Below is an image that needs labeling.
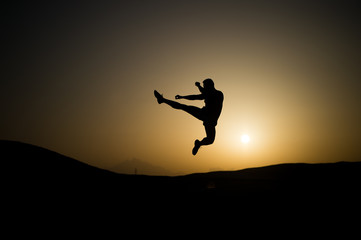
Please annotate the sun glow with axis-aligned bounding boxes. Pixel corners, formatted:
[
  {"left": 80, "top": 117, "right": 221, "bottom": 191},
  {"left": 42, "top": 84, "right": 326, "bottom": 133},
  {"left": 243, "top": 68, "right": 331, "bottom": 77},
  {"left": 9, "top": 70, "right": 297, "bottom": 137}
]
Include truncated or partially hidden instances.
[{"left": 241, "top": 134, "right": 251, "bottom": 144}]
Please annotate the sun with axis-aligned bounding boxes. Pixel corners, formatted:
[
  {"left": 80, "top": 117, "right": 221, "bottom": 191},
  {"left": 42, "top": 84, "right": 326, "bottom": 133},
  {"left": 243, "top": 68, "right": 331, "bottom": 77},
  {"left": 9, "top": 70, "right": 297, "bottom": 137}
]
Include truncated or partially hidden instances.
[{"left": 241, "top": 134, "right": 250, "bottom": 144}]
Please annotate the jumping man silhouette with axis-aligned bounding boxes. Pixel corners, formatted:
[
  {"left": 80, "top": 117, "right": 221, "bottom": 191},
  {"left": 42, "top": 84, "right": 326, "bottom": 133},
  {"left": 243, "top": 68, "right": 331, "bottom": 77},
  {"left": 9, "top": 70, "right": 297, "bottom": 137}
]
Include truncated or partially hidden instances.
[{"left": 154, "top": 78, "right": 224, "bottom": 155}]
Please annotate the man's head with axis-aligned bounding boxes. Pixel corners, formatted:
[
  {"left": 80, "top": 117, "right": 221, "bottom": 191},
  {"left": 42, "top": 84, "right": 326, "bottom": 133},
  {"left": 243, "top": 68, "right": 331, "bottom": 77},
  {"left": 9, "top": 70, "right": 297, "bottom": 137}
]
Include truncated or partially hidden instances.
[{"left": 203, "top": 78, "right": 215, "bottom": 90}]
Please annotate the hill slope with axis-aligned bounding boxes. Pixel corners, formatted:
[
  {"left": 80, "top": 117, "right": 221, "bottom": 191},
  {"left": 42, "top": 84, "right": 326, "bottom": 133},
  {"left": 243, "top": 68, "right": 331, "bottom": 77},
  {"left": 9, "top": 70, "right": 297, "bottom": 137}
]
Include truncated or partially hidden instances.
[
  {"left": 2, "top": 140, "right": 360, "bottom": 199},
  {"left": 1, "top": 140, "right": 122, "bottom": 195},
  {"left": 2, "top": 140, "right": 116, "bottom": 177},
  {"left": 181, "top": 162, "right": 361, "bottom": 197}
]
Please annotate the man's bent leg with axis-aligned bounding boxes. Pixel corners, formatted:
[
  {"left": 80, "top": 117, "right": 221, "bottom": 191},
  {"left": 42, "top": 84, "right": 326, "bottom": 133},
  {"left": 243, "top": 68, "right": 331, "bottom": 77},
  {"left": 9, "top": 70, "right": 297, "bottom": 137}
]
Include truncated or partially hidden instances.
[
  {"left": 200, "top": 124, "right": 216, "bottom": 146},
  {"left": 192, "top": 124, "right": 216, "bottom": 155}
]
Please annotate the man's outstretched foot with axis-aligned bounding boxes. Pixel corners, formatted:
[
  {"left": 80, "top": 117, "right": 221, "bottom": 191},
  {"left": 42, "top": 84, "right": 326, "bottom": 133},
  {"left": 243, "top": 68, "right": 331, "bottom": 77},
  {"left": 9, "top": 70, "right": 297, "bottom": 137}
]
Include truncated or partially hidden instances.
[
  {"left": 154, "top": 90, "right": 164, "bottom": 104},
  {"left": 192, "top": 139, "right": 201, "bottom": 155}
]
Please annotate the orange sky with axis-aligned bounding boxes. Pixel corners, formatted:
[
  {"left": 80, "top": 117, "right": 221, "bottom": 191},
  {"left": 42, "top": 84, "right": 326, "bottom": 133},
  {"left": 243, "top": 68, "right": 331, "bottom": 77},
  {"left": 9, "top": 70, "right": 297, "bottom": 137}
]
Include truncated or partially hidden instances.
[{"left": 2, "top": 1, "right": 361, "bottom": 175}]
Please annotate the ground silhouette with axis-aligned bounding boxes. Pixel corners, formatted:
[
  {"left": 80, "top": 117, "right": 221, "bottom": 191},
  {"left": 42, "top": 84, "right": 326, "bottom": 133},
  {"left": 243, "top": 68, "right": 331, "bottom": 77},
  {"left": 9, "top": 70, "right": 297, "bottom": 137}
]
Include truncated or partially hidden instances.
[{"left": 2, "top": 140, "right": 361, "bottom": 200}]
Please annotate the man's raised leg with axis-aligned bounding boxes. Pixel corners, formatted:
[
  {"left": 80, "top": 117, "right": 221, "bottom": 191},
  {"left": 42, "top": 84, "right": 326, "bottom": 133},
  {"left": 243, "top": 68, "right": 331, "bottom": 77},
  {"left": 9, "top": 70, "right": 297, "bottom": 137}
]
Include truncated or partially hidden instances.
[{"left": 154, "top": 90, "right": 203, "bottom": 120}]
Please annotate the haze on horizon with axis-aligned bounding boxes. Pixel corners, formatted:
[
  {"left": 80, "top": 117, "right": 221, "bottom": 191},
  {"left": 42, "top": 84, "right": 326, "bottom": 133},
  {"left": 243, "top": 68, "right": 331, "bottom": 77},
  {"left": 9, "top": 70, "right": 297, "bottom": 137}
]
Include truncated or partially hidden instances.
[{"left": 2, "top": 1, "right": 361, "bottom": 175}]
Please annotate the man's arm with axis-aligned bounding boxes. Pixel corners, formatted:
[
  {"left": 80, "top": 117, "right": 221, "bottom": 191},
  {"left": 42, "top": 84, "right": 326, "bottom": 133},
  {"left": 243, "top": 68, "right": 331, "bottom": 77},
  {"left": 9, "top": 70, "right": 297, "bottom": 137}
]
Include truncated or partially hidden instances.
[
  {"left": 195, "top": 82, "right": 204, "bottom": 93},
  {"left": 175, "top": 94, "right": 204, "bottom": 100}
]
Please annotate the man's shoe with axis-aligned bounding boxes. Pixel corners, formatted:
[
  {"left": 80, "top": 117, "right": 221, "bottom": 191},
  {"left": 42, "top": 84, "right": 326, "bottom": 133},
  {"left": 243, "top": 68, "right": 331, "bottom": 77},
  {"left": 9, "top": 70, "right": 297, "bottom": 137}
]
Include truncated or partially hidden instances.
[
  {"left": 154, "top": 90, "right": 164, "bottom": 104},
  {"left": 192, "top": 139, "right": 201, "bottom": 155}
]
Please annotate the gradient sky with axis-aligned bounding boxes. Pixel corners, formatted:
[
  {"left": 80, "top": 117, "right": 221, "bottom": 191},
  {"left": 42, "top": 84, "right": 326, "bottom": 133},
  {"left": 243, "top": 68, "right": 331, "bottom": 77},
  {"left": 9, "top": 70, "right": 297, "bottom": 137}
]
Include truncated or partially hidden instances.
[{"left": 3, "top": 1, "right": 361, "bottom": 175}]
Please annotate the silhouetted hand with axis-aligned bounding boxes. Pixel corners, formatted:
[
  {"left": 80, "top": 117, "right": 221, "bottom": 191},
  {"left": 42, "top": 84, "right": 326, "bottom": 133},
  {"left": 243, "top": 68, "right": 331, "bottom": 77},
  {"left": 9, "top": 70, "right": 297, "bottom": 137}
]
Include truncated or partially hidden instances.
[
  {"left": 175, "top": 95, "right": 182, "bottom": 99},
  {"left": 195, "top": 82, "right": 201, "bottom": 87}
]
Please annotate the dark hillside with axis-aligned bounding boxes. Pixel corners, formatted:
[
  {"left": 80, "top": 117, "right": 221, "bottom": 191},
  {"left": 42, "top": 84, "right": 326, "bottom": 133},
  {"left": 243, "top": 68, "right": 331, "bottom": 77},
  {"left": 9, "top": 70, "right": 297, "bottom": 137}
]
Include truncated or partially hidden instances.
[{"left": 2, "top": 140, "right": 360, "bottom": 200}]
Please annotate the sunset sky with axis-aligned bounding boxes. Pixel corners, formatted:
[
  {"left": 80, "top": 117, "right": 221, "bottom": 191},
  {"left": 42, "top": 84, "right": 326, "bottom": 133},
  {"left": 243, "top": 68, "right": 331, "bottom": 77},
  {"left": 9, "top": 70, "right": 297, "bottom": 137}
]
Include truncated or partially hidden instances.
[{"left": 3, "top": 1, "right": 361, "bottom": 175}]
